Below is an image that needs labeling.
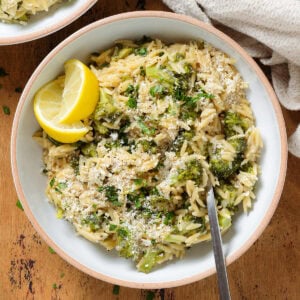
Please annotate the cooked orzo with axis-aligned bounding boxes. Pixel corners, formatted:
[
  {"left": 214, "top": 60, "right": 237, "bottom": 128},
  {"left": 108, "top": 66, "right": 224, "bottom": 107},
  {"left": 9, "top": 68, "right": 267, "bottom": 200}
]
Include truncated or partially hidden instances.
[
  {"left": 0, "top": 0, "right": 70, "bottom": 24},
  {"left": 34, "top": 37, "right": 263, "bottom": 273}
]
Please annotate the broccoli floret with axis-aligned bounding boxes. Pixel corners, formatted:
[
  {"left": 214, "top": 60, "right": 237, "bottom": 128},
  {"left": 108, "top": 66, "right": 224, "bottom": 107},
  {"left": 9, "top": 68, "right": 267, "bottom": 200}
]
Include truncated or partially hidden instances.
[
  {"left": 223, "top": 111, "right": 248, "bottom": 137},
  {"left": 240, "top": 161, "right": 254, "bottom": 173},
  {"left": 93, "top": 120, "right": 110, "bottom": 135},
  {"left": 112, "top": 47, "right": 133, "bottom": 60},
  {"left": 210, "top": 155, "right": 242, "bottom": 179},
  {"left": 175, "top": 159, "right": 203, "bottom": 184},
  {"left": 146, "top": 65, "right": 175, "bottom": 85},
  {"left": 80, "top": 143, "right": 97, "bottom": 157},
  {"left": 171, "top": 130, "right": 194, "bottom": 154},
  {"left": 139, "top": 139, "right": 157, "bottom": 154},
  {"left": 94, "top": 88, "right": 118, "bottom": 120},
  {"left": 136, "top": 248, "right": 162, "bottom": 273},
  {"left": 209, "top": 145, "right": 243, "bottom": 179},
  {"left": 228, "top": 137, "right": 247, "bottom": 154},
  {"left": 116, "top": 226, "right": 135, "bottom": 258}
]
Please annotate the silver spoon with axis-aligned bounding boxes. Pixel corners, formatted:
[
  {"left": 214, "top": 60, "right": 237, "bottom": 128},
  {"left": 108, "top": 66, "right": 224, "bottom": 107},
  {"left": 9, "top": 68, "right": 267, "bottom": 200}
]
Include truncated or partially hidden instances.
[{"left": 207, "top": 185, "right": 231, "bottom": 300}]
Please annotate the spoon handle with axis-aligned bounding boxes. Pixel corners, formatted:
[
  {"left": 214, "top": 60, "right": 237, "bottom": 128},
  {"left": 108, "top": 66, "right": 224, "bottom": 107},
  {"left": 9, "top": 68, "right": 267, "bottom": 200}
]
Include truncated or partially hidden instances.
[{"left": 207, "top": 186, "right": 231, "bottom": 300}]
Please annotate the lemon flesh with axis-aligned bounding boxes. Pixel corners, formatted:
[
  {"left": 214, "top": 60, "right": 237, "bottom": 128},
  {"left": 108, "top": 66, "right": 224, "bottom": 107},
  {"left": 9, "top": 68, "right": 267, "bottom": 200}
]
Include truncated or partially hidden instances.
[
  {"left": 33, "top": 77, "right": 89, "bottom": 143},
  {"left": 58, "top": 59, "right": 99, "bottom": 124}
]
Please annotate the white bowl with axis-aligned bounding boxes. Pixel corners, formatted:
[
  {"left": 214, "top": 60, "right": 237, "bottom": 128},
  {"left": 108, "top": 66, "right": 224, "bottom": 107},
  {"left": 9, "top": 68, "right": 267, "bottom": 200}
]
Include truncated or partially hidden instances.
[
  {"left": 11, "top": 11, "right": 287, "bottom": 288},
  {"left": 0, "top": 0, "right": 97, "bottom": 45}
]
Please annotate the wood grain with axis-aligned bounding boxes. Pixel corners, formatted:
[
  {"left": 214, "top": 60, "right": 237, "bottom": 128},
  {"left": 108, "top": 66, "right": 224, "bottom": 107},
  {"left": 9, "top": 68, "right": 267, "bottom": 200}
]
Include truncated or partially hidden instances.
[{"left": 0, "top": 1, "right": 299, "bottom": 299}]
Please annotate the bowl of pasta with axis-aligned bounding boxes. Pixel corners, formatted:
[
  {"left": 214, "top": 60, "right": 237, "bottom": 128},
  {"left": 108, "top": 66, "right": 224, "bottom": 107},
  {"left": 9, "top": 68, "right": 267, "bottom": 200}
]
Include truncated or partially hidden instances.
[
  {"left": 11, "top": 11, "right": 287, "bottom": 288},
  {"left": 0, "top": 0, "right": 97, "bottom": 45}
]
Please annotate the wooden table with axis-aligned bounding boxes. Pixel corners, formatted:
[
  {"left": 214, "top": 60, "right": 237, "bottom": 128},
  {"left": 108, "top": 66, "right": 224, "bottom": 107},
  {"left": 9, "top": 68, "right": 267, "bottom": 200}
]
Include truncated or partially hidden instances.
[{"left": 0, "top": 1, "right": 299, "bottom": 299}]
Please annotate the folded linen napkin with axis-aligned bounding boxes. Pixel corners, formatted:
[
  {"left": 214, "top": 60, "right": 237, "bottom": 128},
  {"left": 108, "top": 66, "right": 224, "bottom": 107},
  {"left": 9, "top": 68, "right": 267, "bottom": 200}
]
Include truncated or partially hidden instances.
[{"left": 163, "top": 0, "right": 300, "bottom": 157}]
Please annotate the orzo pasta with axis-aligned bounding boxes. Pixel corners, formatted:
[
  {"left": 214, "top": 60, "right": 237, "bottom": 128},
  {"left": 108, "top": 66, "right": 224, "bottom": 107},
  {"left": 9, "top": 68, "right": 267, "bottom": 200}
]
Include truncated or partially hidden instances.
[{"left": 34, "top": 37, "right": 263, "bottom": 273}]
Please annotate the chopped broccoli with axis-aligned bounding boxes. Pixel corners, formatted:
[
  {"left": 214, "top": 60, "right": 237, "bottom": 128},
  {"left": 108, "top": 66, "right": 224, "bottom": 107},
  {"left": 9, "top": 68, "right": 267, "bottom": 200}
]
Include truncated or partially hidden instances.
[
  {"left": 223, "top": 111, "right": 248, "bottom": 137},
  {"left": 218, "top": 208, "right": 232, "bottom": 230},
  {"left": 135, "top": 47, "right": 148, "bottom": 56},
  {"left": 171, "top": 130, "right": 194, "bottom": 154},
  {"left": 137, "top": 248, "right": 162, "bottom": 273},
  {"left": 210, "top": 156, "right": 241, "bottom": 179},
  {"left": 80, "top": 143, "right": 97, "bottom": 157},
  {"left": 112, "top": 47, "right": 133, "bottom": 60},
  {"left": 209, "top": 137, "right": 246, "bottom": 180},
  {"left": 116, "top": 226, "right": 134, "bottom": 258},
  {"left": 93, "top": 120, "right": 110, "bottom": 135},
  {"left": 146, "top": 65, "right": 175, "bottom": 85},
  {"left": 139, "top": 139, "right": 157, "bottom": 154},
  {"left": 94, "top": 88, "right": 118, "bottom": 120},
  {"left": 228, "top": 137, "right": 247, "bottom": 154},
  {"left": 175, "top": 159, "right": 203, "bottom": 184},
  {"left": 163, "top": 211, "right": 175, "bottom": 225}
]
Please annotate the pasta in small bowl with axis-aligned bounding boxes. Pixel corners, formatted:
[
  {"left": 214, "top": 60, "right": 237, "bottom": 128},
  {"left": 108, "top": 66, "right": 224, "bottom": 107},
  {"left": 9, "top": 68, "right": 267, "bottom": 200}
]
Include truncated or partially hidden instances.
[{"left": 0, "top": 0, "right": 97, "bottom": 45}]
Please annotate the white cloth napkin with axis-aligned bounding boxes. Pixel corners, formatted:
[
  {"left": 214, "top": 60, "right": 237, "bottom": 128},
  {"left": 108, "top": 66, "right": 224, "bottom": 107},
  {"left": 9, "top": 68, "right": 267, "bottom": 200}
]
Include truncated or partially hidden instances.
[{"left": 163, "top": 0, "right": 300, "bottom": 157}]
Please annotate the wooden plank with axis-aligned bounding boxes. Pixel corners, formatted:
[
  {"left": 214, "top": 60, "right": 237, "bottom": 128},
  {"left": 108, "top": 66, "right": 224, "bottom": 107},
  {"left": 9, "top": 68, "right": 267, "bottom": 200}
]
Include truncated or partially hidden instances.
[{"left": 0, "top": 1, "right": 299, "bottom": 299}]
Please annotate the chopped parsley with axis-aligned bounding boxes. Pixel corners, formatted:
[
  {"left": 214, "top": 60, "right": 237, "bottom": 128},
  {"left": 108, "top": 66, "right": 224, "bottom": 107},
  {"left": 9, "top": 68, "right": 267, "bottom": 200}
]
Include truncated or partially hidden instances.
[
  {"left": 15, "top": 87, "right": 23, "bottom": 93},
  {"left": 146, "top": 291, "right": 155, "bottom": 300},
  {"left": 133, "top": 178, "right": 147, "bottom": 187},
  {"left": 117, "top": 227, "right": 129, "bottom": 238},
  {"left": 126, "top": 97, "right": 137, "bottom": 108},
  {"left": 48, "top": 247, "right": 56, "bottom": 254},
  {"left": 163, "top": 211, "right": 175, "bottom": 225},
  {"left": 112, "top": 284, "right": 120, "bottom": 295},
  {"left": 109, "top": 224, "right": 117, "bottom": 231},
  {"left": 125, "top": 84, "right": 139, "bottom": 109},
  {"left": 49, "top": 178, "right": 55, "bottom": 187},
  {"left": 2, "top": 105, "right": 10, "bottom": 115},
  {"left": 135, "top": 47, "right": 148, "bottom": 56},
  {"left": 16, "top": 199, "right": 24, "bottom": 211},
  {"left": 0, "top": 67, "right": 8, "bottom": 77},
  {"left": 98, "top": 186, "right": 122, "bottom": 206}
]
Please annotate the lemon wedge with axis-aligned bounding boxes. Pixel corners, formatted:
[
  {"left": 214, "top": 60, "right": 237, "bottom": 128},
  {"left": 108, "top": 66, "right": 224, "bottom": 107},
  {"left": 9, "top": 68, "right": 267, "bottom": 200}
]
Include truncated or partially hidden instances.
[
  {"left": 33, "top": 77, "right": 89, "bottom": 143},
  {"left": 58, "top": 59, "right": 99, "bottom": 123}
]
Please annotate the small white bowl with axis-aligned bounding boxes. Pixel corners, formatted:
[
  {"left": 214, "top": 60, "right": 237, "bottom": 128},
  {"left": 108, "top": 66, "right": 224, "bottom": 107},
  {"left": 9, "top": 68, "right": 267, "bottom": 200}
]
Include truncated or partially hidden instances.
[
  {"left": 0, "top": 0, "right": 97, "bottom": 45},
  {"left": 11, "top": 11, "right": 287, "bottom": 288}
]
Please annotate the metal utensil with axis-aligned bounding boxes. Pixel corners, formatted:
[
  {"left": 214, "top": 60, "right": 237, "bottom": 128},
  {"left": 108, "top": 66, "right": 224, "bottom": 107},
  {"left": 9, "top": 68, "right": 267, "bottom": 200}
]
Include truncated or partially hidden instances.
[{"left": 207, "top": 185, "right": 231, "bottom": 300}]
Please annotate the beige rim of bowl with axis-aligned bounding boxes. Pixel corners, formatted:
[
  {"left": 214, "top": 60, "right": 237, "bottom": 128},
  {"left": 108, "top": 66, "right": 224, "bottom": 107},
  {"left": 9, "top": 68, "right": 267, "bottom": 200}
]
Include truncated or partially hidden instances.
[
  {"left": 0, "top": 0, "right": 97, "bottom": 45},
  {"left": 11, "top": 11, "right": 288, "bottom": 289}
]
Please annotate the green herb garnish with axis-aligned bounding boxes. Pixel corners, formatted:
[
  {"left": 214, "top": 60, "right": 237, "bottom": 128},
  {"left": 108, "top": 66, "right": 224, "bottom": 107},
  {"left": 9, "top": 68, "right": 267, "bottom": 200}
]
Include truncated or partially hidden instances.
[
  {"left": 99, "top": 186, "right": 122, "bottom": 206},
  {"left": 49, "top": 178, "right": 55, "bottom": 187},
  {"left": 0, "top": 67, "right": 8, "bottom": 77},
  {"left": 126, "top": 97, "right": 137, "bottom": 109},
  {"left": 109, "top": 224, "right": 117, "bottom": 231},
  {"left": 2, "top": 105, "right": 10, "bottom": 115},
  {"left": 146, "top": 291, "right": 155, "bottom": 300},
  {"left": 15, "top": 87, "right": 23, "bottom": 93},
  {"left": 112, "top": 284, "right": 120, "bottom": 295},
  {"left": 48, "top": 247, "right": 56, "bottom": 254},
  {"left": 16, "top": 199, "right": 24, "bottom": 211},
  {"left": 135, "top": 47, "right": 148, "bottom": 56}
]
